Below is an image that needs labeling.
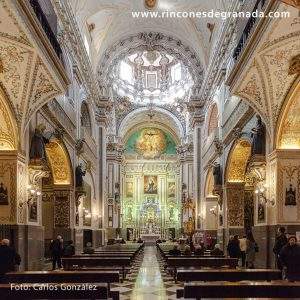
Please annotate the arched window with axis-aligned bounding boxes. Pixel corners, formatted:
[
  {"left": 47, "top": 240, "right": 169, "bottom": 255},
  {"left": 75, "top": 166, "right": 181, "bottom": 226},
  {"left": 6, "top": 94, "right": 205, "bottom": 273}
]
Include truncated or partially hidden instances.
[
  {"left": 207, "top": 104, "right": 218, "bottom": 136},
  {"left": 81, "top": 102, "right": 92, "bottom": 136}
]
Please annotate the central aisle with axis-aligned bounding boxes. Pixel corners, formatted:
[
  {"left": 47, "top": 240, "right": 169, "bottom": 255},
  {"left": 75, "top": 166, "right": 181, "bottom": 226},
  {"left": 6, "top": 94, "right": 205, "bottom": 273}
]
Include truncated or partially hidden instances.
[{"left": 130, "top": 246, "right": 168, "bottom": 300}]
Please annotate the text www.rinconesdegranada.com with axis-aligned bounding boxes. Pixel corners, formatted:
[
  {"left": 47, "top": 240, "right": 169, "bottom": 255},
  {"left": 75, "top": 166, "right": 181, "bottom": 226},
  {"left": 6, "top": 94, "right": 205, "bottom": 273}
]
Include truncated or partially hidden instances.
[{"left": 131, "top": 10, "right": 290, "bottom": 20}]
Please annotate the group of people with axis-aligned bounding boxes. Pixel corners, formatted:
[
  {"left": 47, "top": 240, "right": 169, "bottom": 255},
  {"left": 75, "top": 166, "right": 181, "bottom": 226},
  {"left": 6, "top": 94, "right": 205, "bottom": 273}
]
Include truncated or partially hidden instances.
[
  {"left": 49, "top": 235, "right": 75, "bottom": 270},
  {"left": 273, "top": 227, "right": 300, "bottom": 281},
  {"left": 227, "top": 231, "right": 257, "bottom": 268},
  {"left": 168, "top": 238, "right": 224, "bottom": 257}
]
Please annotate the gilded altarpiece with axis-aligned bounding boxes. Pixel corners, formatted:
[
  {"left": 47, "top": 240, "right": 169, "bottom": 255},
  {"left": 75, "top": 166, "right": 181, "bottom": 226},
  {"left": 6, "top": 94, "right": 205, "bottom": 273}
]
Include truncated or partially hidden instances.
[
  {"left": 121, "top": 163, "right": 181, "bottom": 238},
  {"left": 0, "top": 152, "right": 22, "bottom": 224},
  {"left": 122, "top": 127, "right": 180, "bottom": 237},
  {"left": 226, "top": 183, "right": 245, "bottom": 227}
]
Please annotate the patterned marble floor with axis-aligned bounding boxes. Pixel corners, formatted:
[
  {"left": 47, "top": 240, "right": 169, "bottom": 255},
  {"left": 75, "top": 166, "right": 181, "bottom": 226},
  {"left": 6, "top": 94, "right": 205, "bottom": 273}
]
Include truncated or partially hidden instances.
[{"left": 111, "top": 245, "right": 180, "bottom": 300}]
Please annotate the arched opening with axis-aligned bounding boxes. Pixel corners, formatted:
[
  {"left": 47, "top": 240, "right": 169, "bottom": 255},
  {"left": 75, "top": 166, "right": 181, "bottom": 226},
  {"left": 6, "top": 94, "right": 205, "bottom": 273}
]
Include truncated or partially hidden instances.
[
  {"left": 81, "top": 101, "right": 92, "bottom": 137},
  {"left": 207, "top": 103, "right": 219, "bottom": 137},
  {"left": 0, "top": 87, "right": 18, "bottom": 150},
  {"left": 276, "top": 81, "right": 300, "bottom": 149},
  {"left": 41, "top": 138, "right": 73, "bottom": 256},
  {"left": 225, "top": 139, "right": 254, "bottom": 229},
  {"left": 203, "top": 169, "right": 218, "bottom": 231}
]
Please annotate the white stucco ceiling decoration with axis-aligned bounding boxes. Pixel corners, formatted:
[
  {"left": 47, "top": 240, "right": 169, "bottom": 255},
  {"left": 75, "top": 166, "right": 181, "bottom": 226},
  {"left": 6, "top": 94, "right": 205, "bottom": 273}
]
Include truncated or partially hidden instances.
[
  {"left": 231, "top": 3, "right": 300, "bottom": 146},
  {"left": 97, "top": 32, "right": 204, "bottom": 93}
]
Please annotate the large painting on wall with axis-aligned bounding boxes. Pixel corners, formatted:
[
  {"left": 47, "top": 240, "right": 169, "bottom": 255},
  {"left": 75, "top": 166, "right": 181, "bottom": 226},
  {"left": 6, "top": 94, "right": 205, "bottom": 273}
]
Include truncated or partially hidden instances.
[
  {"left": 168, "top": 182, "right": 176, "bottom": 198},
  {"left": 144, "top": 176, "right": 158, "bottom": 194},
  {"left": 126, "top": 182, "right": 134, "bottom": 197},
  {"left": 125, "top": 127, "right": 177, "bottom": 159}
]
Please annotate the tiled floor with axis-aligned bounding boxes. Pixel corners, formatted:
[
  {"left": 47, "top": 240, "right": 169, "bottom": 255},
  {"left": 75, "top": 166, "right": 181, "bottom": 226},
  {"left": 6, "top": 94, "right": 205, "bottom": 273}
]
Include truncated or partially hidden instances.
[{"left": 111, "top": 245, "right": 180, "bottom": 299}]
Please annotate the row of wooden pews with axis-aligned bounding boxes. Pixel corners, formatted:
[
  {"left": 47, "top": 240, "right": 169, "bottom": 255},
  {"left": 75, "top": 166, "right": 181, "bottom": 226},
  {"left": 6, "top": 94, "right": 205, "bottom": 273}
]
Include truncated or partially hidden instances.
[
  {"left": 157, "top": 243, "right": 238, "bottom": 282},
  {"left": 1, "top": 242, "right": 144, "bottom": 299},
  {"left": 157, "top": 243, "right": 300, "bottom": 298}
]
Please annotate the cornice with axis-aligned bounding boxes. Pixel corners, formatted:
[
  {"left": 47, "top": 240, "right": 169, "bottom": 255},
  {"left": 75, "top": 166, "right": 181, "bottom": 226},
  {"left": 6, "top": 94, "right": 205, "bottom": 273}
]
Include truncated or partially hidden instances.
[{"left": 53, "top": 0, "right": 101, "bottom": 104}]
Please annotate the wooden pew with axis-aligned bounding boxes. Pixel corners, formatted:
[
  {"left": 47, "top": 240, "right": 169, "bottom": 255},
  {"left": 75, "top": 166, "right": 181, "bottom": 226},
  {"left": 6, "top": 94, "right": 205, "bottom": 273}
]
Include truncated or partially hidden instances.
[
  {"left": 177, "top": 268, "right": 282, "bottom": 282},
  {"left": 182, "top": 281, "right": 300, "bottom": 299},
  {"left": 167, "top": 257, "right": 238, "bottom": 282},
  {"left": 62, "top": 257, "right": 131, "bottom": 280},
  {"left": 0, "top": 283, "right": 108, "bottom": 299}
]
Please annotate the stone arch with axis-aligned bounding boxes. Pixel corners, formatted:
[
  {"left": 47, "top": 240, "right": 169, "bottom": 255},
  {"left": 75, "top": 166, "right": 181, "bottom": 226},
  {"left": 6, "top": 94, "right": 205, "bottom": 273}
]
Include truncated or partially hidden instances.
[
  {"left": 203, "top": 168, "right": 218, "bottom": 230},
  {"left": 45, "top": 138, "right": 73, "bottom": 186},
  {"left": 0, "top": 85, "right": 18, "bottom": 150},
  {"left": 119, "top": 106, "right": 184, "bottom": 142},
  {"left": 81, "top": 101, "right": 92, "bottom": 136},
  {"left": 204, "top": 168, "right": 214, "bottom": 197},
  {"left": 207, "top": 103, "right": 219, "bottom": 137},
  {"left": 276, "top": 79, "right": 300, "bottom": 150}
]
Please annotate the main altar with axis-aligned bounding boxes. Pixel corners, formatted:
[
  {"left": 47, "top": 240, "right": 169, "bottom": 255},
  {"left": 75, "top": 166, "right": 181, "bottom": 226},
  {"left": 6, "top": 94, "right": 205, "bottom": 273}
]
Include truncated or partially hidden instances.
[{"left": 121, "top": 127, "right": 182, "bottom": 239}]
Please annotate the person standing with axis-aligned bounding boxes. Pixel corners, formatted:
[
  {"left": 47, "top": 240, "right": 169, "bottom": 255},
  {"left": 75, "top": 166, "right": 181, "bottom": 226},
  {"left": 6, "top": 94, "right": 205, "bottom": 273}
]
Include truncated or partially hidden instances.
[
  {"left": 227, "top": 235, "right": 241, "bottom": 259},
  {"left": 0, "top": 239, "right": 21, "bottom": 282},
  {"left": 273, "top": 227, "right": 288, "bottom": 270},
  {"left": 279, "top": 235, "right": 300, "bottom": 281},
  {"left": 50, "top": 235, "right": 63, "bottom": 270},
  {"left": 239, "top": 235, "right": 247, "bottom": 267},
  {"left": 246, "top": 231, "right": 257, "bottom": 269}
]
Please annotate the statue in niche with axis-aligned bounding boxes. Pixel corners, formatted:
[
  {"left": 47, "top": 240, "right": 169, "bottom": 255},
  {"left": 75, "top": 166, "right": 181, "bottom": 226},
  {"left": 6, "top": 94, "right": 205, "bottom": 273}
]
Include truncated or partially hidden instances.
[
  {"left": 213, "top": 163, "right": 222, "bottom": 186},
  {"left": 29, "top": 124, "right": 49, "bottom": 164},
  {"left": 251, "top": 115, "right": 266, "bottom": 156},
  {"left": 75, "top": 164, "right": 86, "bottom": 188},
  {"left": 0, "top": 182, "right": 8, "bottom": 205},
  {"left": 285, "top": 184, "right": 297, "bottom": 206}
]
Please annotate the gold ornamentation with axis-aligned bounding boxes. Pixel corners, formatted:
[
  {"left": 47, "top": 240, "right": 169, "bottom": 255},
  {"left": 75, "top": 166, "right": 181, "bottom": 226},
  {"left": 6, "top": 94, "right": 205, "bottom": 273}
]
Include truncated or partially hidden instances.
[
  {"left": 0, "top": 89, "right": 17, "bottom": 149},
  {"left": 278, "top": 84, "right": 300, "bottom": 149},
  {"left": 45, "top": 140, "right": 72, "bottom": 185},
  {"left": 227, "top": 140, "right": 251, "bottom": 182},
  {"left": 136, "top": 128, "right": 166, "bottom": 159},
  {"left": 226, "top": 184, "right": 244, "bottom": 227}
]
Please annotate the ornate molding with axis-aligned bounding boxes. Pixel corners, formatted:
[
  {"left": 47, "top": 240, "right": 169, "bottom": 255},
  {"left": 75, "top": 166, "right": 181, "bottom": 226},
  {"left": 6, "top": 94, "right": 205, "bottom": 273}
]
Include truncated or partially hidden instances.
[{"left": 288, "top": 54, "right": 300, "bottom": 75}]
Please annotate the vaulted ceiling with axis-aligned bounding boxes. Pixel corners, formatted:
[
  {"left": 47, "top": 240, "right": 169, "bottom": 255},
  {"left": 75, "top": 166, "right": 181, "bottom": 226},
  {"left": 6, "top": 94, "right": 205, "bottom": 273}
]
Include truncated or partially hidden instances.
[{"left": 69, "top": 0, "right": 228, "bottom": 70}]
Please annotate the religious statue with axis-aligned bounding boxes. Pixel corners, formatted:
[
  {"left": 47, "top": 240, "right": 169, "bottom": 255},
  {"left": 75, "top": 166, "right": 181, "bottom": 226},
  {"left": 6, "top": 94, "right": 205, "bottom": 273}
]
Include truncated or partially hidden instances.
[
  {"left": 213, "top": 163, "right": 222, "bottom": 186},
  {"left": 29, "top": 124, "right": 49, "bottom": 164},
  {"left": 0, "top": 182, "right": 8, "bottom": 205},
  {"left": 75, "top": 164, "right": 86, "bottom": 188},
  {"left": 285, "top": 184, "right": 297, "bottom": 206},
  {"left": 251, "top": 115, "right": 266, "bottom": 156}
]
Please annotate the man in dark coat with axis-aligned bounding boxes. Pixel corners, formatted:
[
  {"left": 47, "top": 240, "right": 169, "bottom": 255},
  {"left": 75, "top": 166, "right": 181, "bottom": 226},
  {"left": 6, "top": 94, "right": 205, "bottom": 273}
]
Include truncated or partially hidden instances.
[
  {"left": 273, "top": 227, "right": 288, "bottom": 270},
  {"left": 227, "top": 235, "right": 241, "bottom": 258},
  {"left": 279, "top": 235, "right": 300, "bottom": 281},
  {"left": 50, "top": 235, "right": 63, "bottom": 270},
  {"left": 0, "top": 239, "right": 21, "bottom": 282}
]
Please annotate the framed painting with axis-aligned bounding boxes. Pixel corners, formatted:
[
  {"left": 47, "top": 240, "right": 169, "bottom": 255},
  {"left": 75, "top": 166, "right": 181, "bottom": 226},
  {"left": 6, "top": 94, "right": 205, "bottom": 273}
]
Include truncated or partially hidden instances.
[{"left": 144, "top": 175, "right": 158, "bottom": 194}]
